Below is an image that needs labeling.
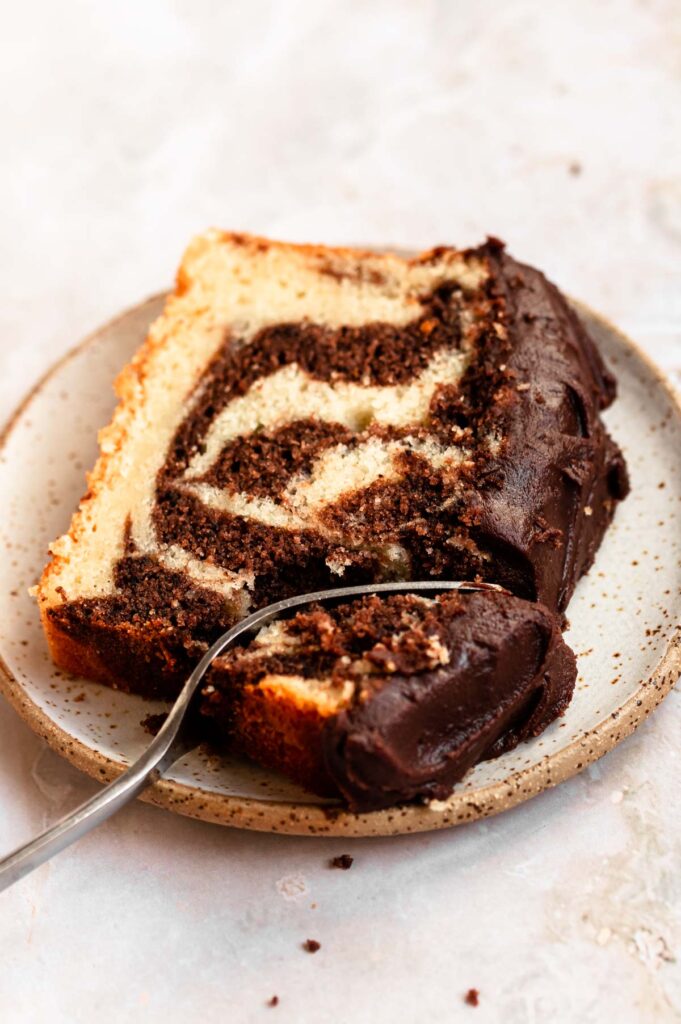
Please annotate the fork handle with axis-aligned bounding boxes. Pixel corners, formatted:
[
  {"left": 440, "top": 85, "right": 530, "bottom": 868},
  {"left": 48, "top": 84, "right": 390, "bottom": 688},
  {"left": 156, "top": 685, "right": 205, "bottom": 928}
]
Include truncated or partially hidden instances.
[
  {"left": 0, "top": 718, "right": 190, "bottom": 892},
  {"left": 0, "top": 603, "right": 261, "bottom": 892},
  {"left": 1, "top": 580, "right": 500, "bottom": 891},
  {"left": 0, "top": 604, "right": 240, "bottom": 892}
]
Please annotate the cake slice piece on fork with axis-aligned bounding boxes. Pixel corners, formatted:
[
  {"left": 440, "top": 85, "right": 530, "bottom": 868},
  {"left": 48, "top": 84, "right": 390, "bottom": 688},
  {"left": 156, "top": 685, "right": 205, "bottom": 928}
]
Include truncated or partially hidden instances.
[{"left": 201, "top": 588, "right": 576, "bottom": 810}]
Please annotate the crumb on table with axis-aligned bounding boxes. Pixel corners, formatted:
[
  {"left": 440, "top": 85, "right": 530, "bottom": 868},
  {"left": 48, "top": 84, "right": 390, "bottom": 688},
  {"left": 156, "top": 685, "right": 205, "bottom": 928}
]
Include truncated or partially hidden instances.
[
  {"left": 330, "top": 854, "right": 354, "bottom": 870},
  {"left": 464, "top": 988, "right": 480, "bottom": 1007}
]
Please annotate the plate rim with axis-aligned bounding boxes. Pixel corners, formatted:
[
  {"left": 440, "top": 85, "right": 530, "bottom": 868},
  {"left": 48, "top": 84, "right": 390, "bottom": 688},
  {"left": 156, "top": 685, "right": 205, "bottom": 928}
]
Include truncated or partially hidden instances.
[{"left": 0, "top": 291, "right": 679, "bottom": 837}]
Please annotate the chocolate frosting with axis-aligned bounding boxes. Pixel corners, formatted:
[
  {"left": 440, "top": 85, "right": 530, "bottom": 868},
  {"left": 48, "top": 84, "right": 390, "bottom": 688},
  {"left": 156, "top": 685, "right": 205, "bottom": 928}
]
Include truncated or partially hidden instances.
[
  {"left": 461, "top": 242, "right": 628, "bottom": 610},
  {"left": 322, "top": 590, "right": 576, "bottom": 811}
]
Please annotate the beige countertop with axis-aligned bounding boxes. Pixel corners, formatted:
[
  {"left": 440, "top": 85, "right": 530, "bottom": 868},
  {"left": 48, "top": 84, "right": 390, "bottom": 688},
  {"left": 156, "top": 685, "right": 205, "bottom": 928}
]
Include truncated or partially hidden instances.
[{"left": 0, "top": 2, "right": 679, "bottom": 1021}]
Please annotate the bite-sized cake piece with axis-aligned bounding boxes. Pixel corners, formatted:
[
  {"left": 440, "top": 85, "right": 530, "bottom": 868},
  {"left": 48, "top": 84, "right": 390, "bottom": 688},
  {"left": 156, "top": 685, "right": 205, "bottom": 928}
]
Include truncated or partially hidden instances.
[
  {"left": 201, "top": 589, "right": 577, "bottom": 810},
  {"left": 36, "top": 231, "right": 627, "bottom": 699}
]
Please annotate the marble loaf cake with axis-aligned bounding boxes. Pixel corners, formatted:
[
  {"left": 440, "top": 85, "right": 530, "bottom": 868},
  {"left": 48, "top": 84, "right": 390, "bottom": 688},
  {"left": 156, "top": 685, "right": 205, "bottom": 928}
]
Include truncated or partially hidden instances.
[{"left": 36, "top": 231, "right": 627, "bottom": 802}]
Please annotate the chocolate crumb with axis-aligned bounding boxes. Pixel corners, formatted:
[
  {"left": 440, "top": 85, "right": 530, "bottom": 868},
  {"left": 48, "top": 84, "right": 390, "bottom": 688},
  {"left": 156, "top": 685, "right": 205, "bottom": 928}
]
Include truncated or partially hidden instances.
[
  {"left": 141, "top": 712, "right": 168, "bottom": 735},
  {"left": 464, "top": 988, "right": 480, "bottom": 1007},
  {"left": 267, "top": 996, "right": 279, "bottom": 1008},
  {"left": 303, "top": 939, "right": 321, "bottom": 953},
  {"left": 568, "top": 161, "right": 582, "bottom": 176},
  {"left": 330, "top": 854, "right": 354, "bottom": 870}
]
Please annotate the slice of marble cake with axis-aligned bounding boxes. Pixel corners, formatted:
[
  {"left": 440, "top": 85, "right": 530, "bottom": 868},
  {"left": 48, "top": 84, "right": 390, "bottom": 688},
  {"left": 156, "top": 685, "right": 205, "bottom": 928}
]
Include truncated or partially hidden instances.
[
  {"left": 37, "top": 231, "right": 628, "bottom": 699},
  {"left": 202, "top": 589, "right": 577, "bottom": 811}
]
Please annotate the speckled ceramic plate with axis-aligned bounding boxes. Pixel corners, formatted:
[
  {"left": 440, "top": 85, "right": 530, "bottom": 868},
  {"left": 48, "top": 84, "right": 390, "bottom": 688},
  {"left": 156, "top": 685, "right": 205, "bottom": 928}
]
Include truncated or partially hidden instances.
[{"left": 0, "top": 294, "right": 679, "bottom": 836}]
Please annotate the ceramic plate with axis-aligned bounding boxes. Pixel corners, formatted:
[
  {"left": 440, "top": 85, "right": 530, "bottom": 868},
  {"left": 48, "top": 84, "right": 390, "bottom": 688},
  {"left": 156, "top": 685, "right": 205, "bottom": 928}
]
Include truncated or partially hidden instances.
[{"left": 0, "top": 294, "right": 679, "bottom": 836}]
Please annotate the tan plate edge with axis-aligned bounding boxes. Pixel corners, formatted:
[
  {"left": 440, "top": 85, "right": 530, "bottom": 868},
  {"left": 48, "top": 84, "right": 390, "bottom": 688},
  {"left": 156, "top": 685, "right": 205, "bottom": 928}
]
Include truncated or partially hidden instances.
[{"left": 0, "top": 293, "right": 679, "bottom": 838}]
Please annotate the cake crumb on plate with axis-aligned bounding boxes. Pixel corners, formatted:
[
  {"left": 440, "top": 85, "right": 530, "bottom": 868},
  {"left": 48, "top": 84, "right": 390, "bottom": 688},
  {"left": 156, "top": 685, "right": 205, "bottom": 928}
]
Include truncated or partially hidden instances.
[{"left": 330, "top": 854, "right": 354, "bottom": 870}]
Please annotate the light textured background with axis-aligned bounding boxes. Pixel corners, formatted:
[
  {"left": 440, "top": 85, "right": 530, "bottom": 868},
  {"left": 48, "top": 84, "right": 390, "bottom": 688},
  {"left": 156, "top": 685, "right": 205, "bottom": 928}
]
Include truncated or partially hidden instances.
[{"left": 1, "top": 2, "right": 680, "bottom": 1022}]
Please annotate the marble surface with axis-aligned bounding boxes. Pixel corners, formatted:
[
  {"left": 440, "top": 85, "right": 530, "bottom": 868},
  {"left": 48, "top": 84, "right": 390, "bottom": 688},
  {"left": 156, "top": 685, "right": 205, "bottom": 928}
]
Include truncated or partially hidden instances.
[{"left": 1, "top": 2, "right": 680, "bottom": 1021}]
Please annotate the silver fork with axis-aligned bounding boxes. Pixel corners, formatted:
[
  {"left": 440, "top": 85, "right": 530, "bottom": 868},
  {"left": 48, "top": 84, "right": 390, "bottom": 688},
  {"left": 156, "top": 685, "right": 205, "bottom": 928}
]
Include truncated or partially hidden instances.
[{"left": 0, "top": 580, "right": 501, "bottom": 892}]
